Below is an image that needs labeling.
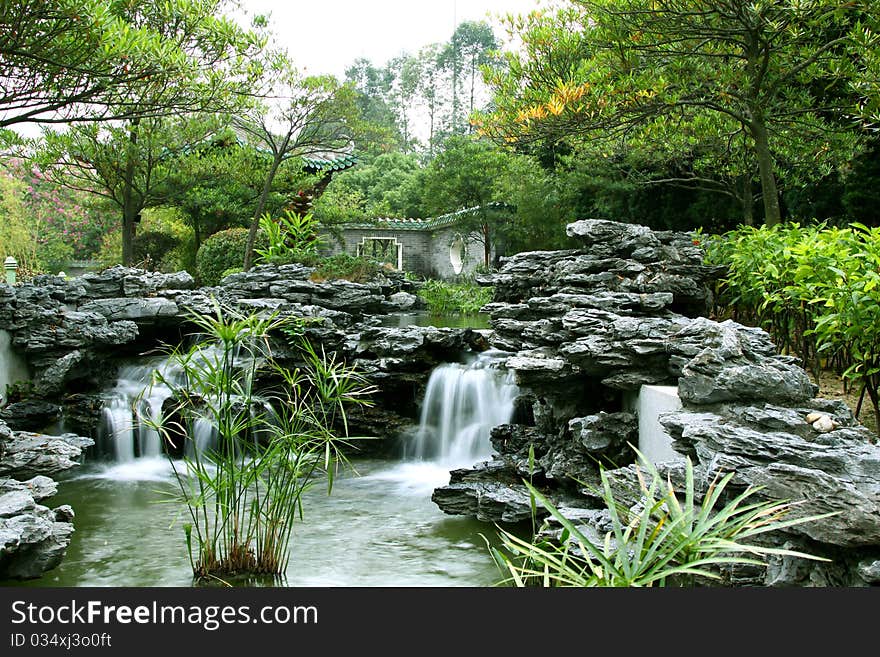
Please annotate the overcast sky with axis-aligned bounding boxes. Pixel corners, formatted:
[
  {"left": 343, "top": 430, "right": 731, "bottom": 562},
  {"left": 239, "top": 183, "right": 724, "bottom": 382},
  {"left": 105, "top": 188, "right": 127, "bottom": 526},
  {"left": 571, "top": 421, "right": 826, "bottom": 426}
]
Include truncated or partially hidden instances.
[{"left": 243, "top": 0, "right": 543, "bottom": 77}]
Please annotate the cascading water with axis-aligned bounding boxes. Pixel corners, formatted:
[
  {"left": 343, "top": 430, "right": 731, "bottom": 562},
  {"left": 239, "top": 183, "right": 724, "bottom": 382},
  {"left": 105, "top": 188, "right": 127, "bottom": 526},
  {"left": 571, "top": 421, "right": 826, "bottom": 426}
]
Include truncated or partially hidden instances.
[
  {"left": 410, "top": 353, "right": 518, "bottom": 467},
  {"left": 99, "top": 359, "right": 181, "bottom": 461},
  {"left": 371, "top": 352, "right": 517, "bottom": 494}
]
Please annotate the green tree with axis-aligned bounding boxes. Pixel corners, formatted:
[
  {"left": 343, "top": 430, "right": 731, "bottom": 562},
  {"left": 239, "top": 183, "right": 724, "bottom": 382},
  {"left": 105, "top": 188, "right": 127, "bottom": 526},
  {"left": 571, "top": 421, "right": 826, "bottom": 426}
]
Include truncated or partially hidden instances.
[
  {"left": 236, "top": 68, "right": 358, "bottom": 270},
  {"left": 440, "top": 21, "right": 499, "bottom": 134},
  {"left": 33, "top": 1, "right": 266, "bottom": 264},
  {"left": 40, "top": 115, "right": 224, "bottom": 265},
  {"left": 0, "top": 0, "right": 265, "bottom": 129},
  {"left": 420, "top": 135, "right": 514, "bottom": 267},
  {"left": 481, "top": 1, "right": 869, "bottom": 226}
]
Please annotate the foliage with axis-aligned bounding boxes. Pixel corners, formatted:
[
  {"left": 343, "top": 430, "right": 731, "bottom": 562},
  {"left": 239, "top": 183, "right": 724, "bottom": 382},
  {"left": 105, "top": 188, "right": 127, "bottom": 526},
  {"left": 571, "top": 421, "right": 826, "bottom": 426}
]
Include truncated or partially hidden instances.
[
  {"left": 420, "top": 135, "right": 516, "bottom": 266},
  {"left": 145, "top": 302, "right": 374, "bottom": 579},
  {"left": 315, "top": 152, "right": 424, "bottom": 222},
  {"left": 196, "top": 227, "right": 266, "bottom": 286},
  {"left": 705, "top": 223, "right": 880, "bottom": 430},
  {"left": 309, "top": 254, "right": 382, "bottom": 284},
  {"left": 0, "top": 0, "right": 266, "bottom": 128},
  {"left": 255, "top": 210, "right": 323, "bottom": 265},
  {"left": 479, "top": 1, "right": 871, "bottom": 226},
  {"left": 235, "top": 66, "right": 359, "bottom": 271},
  {"left": 491, "top": 452, "right": 832, "bottom": 587},
  {"left": 0, "top": 166, "right": 39, "bottom": 271},
  {"left": 418, "top": 279, "right": 493, "bottom": 315}
]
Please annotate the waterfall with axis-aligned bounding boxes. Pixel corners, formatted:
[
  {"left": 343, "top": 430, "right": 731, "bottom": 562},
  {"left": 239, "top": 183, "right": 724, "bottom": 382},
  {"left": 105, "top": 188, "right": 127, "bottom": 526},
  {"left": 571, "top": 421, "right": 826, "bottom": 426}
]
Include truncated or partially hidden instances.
[
  {"left": 410, "top": 353, "right": 518, "bottom": 468},
  {"left": 99, "top": 359, "right": 181, "bottom": 461}
]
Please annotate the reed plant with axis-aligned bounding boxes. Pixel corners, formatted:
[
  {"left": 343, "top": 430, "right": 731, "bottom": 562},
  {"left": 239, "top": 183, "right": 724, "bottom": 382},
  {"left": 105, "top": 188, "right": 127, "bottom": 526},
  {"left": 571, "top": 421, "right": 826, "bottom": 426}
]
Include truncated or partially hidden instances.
[
  {"left": 145, "top": 299, "right": 373, "bottom": 581},
  {"left": 490, "top": 451, "right": 834, "bottom": 587}
]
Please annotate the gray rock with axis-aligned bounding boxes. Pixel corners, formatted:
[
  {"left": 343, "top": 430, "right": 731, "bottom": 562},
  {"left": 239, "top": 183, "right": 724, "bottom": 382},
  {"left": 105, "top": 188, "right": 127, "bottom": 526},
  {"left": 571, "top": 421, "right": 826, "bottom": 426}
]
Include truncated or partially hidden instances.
[
  {"left": 388, "top": 291, "right": 419, "bottom": 310},
  {"left": 566, "top": 219, "right": 659, "bottom": 255},
  {"left": 33, "top": 350, "right": 84, "bottom": 397},
  {"left": 0, "top": 432, "right": 94, "bottom": 480},
  {"left": 0, "top": 476, "right": 74, "bottom": 580},
  {"left": 662, "top": 410, "right": 880, "bottom": 547},
  {"left": 79, "top": 297, "right": 179, "bottom": 322},
  {"left": 857, "top": 558, "right": 880, "bottom": 583}
]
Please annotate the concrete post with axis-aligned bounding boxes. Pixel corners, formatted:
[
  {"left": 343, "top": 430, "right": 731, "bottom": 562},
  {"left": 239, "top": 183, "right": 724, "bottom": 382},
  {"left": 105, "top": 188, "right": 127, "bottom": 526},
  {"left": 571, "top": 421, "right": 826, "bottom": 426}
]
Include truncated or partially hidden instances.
[{"left": 3, "top": 256, "right": 18, "bottom": 285}]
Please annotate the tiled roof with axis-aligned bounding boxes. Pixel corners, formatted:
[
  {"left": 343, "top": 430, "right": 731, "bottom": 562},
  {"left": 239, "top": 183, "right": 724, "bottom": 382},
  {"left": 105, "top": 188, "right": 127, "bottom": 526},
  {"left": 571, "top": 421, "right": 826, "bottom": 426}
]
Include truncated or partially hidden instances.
[
  {"left": 342, "top": 202, "right": 513, "bottom": 232},
  {"left": 301, "top": 153, "right": 359, "bottom": 172}
]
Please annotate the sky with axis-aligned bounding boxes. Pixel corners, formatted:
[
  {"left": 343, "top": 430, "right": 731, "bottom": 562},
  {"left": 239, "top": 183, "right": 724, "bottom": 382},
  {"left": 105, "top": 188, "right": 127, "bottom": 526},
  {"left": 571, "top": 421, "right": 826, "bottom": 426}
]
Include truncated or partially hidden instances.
[{"left": 242, "top": 0, "right": 543, "bottom": 78}]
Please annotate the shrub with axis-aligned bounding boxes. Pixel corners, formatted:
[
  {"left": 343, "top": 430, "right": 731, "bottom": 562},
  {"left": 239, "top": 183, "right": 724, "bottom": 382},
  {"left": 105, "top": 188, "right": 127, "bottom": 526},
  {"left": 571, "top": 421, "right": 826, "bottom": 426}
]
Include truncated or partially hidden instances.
[
  {"left": 310, "top": 254, "right": 381, "bottom": 283},
  {"left": 255, "top": 210, "right": 323, "bottom": 266},
  {"left": 418, "top": 279, "right": 494, "bottom": 314},
  {"left": 146, "top": 302, "right": 375, "bottom": 580},
  {"left": 196, "top": 228, "right": 266, "bottom": 286},
  {"left": 133, "top": 230, "right": 181, "bottom": 271},
  {"left": 706, "top": 223, "right": 880, "bottom": 430},
  {"left": 491, "top": 450, "right": 832, "bottom": 587}
]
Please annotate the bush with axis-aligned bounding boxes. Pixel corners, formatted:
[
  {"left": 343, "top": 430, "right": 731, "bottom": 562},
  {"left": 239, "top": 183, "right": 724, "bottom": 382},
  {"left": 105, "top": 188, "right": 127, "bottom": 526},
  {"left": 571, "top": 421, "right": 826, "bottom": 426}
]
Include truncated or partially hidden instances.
[
  {"left": 196, "top": 228, "right": 266, "bottom": 286},
  {"left": 418, "top": 279, "right": 494, "bottom": 314},
  {"left": 491, "top": 450, "right": 831, "bottom": 587},
  {"left": 133, "top": 231, "right": 181, "bottom": 271},
  {"left": 310, "top": 254, "right": 381, "bottom": 283},
  {"left": 706, "top": 222, "right": 880, "bottom": 431}
]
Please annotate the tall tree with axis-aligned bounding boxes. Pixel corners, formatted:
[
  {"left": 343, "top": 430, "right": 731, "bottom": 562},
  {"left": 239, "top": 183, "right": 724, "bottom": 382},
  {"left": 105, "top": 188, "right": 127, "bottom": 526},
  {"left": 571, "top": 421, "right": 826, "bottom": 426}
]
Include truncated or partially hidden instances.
[
  {"left": 419, "top": 135, "right": 514, "bottom": 267},
  {"left": 0, "top": 0, "right": 265, "bottom": 130},
  {"left": 441, "top": 21, "right": 498, "bottom": 132},
  {"left": 236, "top": 68, "right": 357, "bottom": 270},
  {"left": 480, "top": 1, "right": 869, "bottom": 226},
  {"left": 33, "top": 0, "right": 266, "bottom": 264}
]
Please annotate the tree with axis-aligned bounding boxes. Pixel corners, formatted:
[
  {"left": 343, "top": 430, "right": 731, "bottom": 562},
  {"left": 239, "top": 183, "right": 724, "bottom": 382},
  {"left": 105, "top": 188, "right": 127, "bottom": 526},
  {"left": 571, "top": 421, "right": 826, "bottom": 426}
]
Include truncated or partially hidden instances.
[
  {"left": 32, "top": 1, "right": 266, "bottom": 264},
  {"left": 419, "top": 135, "right": 514, "bottom": 267},
  {"left": 440, "top": 21, "right": 499, "bottom": 133},
  {"left": 40, "top": 115, "right": 223, "bottom": 263},
  {"left": 344, "top": 58, "right": 403, "bottom": 155},
  {"left": 0, "top": 0, "right": 265, "bottom": 129},
  {"left": 480, "top": 1, "right": 869, "bottom": 226},
  {"left": 236, "top": 68, "right": 357, "bottom": 270}
]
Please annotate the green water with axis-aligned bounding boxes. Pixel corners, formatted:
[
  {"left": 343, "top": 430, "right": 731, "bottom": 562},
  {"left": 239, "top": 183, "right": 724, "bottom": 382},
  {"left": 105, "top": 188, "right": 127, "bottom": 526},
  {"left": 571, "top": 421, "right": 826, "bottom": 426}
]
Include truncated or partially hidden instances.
[
  {"left": 5, "top": 458, "right": 504, "bottom": 587},
  {"left": 378, "top": 312, "right": 490, "bottom": 329}
]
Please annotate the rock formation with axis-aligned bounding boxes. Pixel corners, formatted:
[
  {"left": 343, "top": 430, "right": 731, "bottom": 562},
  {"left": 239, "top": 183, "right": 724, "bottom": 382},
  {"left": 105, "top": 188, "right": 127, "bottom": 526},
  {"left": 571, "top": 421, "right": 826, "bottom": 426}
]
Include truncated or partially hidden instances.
[
  {"left": 0, "top": 418, "right": 92, "bottom": 579},
  {"left": 432, "top": 219, "right": 880, "bottom": 586}
]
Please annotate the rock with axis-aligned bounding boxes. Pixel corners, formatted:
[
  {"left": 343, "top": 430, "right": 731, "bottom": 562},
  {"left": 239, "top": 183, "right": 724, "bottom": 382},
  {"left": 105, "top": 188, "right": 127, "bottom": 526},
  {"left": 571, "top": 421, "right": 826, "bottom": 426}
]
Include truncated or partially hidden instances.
[
  {"left": 566, "top": 219, "right": 659, "bottom": 256},
  {"left": 0, "top": 431, "right": 94, "bottom": 480},
  {"left": 811, "top": 415, "right": 838, "bottom": 433},
  {"left": 568, "top": 412, "right": 637, "bottom": 455},
  {"left": 661, "top": 410, "right": 880, "bottom": 547},
  {"left": 0, "top": 400, "right": 62, "bottom": 432},
  {"left": 857, "top": 558, "right": 880, "bottom": 583},
  {"left": 388, "top": 291, "right": 419, "bottom": 310},
  {"left": 432, "top": 462, "right": 536, "bottom": 523},
  {"left": 0, "top": 475, "right": 74, "bottom": 579},
  {"left": 32, "top": 350, "right": 84, "bottom": 397},
  {"left": 79, "top": 297, "right": 179, "bottom": 323}
]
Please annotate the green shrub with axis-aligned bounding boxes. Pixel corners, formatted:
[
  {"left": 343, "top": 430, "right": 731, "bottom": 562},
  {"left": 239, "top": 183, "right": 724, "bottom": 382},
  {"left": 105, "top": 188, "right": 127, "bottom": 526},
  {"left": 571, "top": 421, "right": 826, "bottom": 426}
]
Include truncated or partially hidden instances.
[
  {"left": 133, "top": 230, "right": 181, "bottom": 271},
  {"left": 310, "top": 254, "right": 381, "bottom": 283},
  {"left": 706, "top": 222, "right": 880, "bottom": 431},
  {"left": 491, "top": 450, "right": 832, "bottom": 587},
  {"left": 418, "top": 279, "right": 494, "bottom": 315},
  {"left": 196, "top": 228, "right": 266, "bottom": 286},
  {"left": 255, "top": 210, "right": 323, "bottom": 265}
]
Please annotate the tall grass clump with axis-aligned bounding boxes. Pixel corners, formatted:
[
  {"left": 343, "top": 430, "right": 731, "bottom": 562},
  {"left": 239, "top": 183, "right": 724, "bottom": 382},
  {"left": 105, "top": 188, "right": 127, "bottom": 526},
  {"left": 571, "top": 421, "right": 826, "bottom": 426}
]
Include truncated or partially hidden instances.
[
  {"left": 418, "top": 279, "right": 494, "bottom": 315},
  {"left": 490, "top": 451, "right": 832, "bottom": 587},
  {"left": 145, "top": 300, "right": 374, "bottom": 581}
]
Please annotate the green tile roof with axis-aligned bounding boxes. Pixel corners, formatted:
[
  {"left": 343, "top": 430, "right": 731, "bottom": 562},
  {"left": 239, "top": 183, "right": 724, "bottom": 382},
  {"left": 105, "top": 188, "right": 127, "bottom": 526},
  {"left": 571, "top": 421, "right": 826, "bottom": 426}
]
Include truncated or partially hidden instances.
[{"left": 342, "top": 202, "right": 513, "bottom": 232}]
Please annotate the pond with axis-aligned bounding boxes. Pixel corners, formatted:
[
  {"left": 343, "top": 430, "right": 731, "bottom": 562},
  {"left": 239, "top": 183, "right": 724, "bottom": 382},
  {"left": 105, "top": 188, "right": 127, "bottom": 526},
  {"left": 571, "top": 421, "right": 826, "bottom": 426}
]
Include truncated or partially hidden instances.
[
  {"left": 376, "top": 311, "right": 490, "bottom": 329},
  {"left": 7, "top": 458, "right": 506, "bottom": 587}
]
